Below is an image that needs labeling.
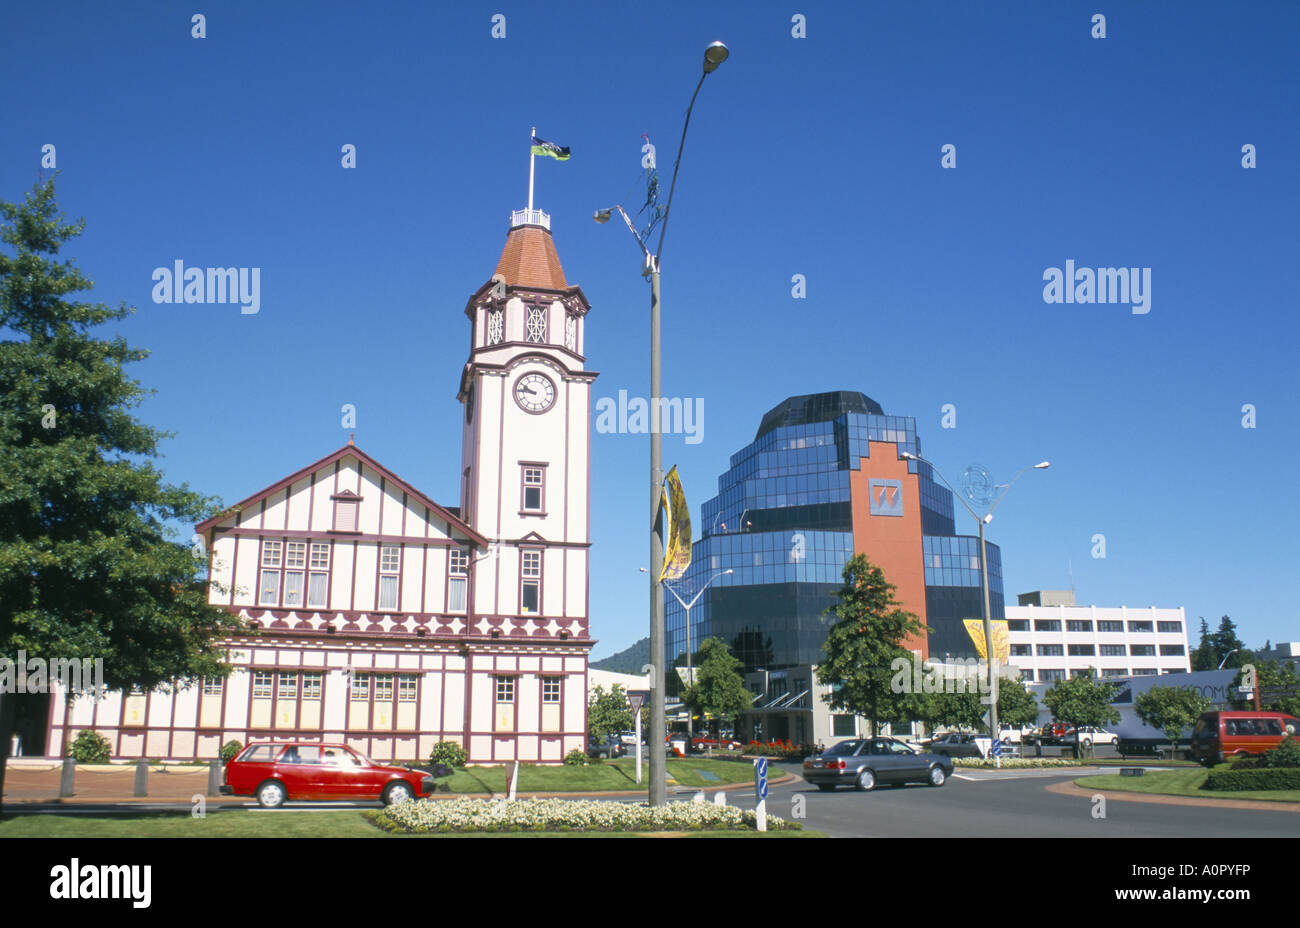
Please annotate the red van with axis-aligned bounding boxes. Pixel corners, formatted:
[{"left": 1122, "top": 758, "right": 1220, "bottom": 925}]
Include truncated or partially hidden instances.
[{"left": 1189, "top": 711, "right": 1300, "bottom": 767}]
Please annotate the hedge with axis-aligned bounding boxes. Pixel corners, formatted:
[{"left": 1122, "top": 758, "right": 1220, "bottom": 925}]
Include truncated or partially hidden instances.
[{"left": 1202, "top": 768, "right": 1300, "bottom": 792}]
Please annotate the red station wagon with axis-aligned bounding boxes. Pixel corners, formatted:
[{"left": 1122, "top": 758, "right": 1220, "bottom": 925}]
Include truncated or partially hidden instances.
[
  {"left": 1189, "top": 711, "right": 1300, "bottom": 767},
  {"left": 221, "top": 742, "right": 438, "bottom": 808}
]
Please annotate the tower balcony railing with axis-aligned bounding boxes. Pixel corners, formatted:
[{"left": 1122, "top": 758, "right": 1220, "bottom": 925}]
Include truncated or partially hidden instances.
[{"left": 510, "top": 208, "right": 550, "bottom": 230}]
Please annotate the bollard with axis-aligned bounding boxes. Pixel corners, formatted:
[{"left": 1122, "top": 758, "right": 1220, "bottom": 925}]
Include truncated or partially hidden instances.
[
  {"left": 713, "top": 790, "right": 727, "bottom": 806},
  {"left": 59, "top": 757, "right": 76, "bottom": 797},
  {"left": 207, "top": 759, "right": 223, "bottom": 797},
  {"left": 692, "top": 791, "right": 706, "bottom": 803},
  {"left": 134, "top": 758, "right": 149, "bottom": 797}
]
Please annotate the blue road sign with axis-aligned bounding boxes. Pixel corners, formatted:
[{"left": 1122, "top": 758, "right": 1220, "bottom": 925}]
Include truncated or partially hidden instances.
[
  {"left": 991, "top": 739, "right": 1002, "bottom": 758},
  {"left": 755, "top": 757, "right": 768, "bottom": 800}
]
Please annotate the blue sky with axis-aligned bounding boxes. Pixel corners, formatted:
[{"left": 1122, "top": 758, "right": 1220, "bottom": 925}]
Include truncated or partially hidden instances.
[{"left": 3, "top": 1, "right": 1297, "bottom": 658}]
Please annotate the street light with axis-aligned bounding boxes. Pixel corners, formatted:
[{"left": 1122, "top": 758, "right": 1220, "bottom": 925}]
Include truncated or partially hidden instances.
[
  {"left": 901, "top": 452, "right": 1050, "bottom": 767},
  {"left": 1217, "top": 649, "right": 1240, "bottom": 671},
  {"left": 595, "top": 41, "right": 728, "bottom": 807},
  {"left": 664, "top": 569, "right": 733, "bottom": 739}
]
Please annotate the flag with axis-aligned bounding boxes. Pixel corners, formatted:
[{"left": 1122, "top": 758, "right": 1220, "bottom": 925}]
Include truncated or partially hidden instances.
[
  {"left": 531, "top": 136, "right": 571, "bottom": 161},
  {"left": 963, "top": 619, "right": 1010, "bottom": 664},
  {"left": 658, "top": 465, "right": 692, "bottom": 582}
]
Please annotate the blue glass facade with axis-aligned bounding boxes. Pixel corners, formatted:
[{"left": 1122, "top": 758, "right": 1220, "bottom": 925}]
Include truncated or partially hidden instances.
[{"left": 666, "top": 391, "right": 1004, "bottom": 673}]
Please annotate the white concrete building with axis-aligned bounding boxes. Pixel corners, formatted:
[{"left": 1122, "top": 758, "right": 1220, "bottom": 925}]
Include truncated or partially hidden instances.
[{"left": 1006, "top": 591, "right": 1190, "bottom": 682}]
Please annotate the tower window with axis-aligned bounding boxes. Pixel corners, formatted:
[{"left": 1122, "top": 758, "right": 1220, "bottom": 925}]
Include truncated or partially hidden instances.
[
  {"left": 565, "top": 312, "right": 577, "bottom": 351},
  {"left": 521, "top": 465, "right": 546, "bottom": 513},
  {"left": 487, "top": 308, "right": 503, "bottom": 346},
  {"left": 521, "top": 549, "right": 542, "bottom": 614},
  {"left": 525, "top": 305, "right": 547, "bottom": 343}
]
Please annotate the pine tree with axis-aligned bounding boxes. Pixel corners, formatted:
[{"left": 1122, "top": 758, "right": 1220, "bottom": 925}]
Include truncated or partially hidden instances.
[{"left": 0, "top": 178, "right": 240, "bottom": 810}]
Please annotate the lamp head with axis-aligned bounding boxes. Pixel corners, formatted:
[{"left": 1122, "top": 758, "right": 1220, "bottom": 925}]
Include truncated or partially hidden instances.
[
  {"left": 593, "top": 208, "right": 613, "bottom": 224},
  {"left": 703, "top": 41, "right": 729, "bottom": 73},
  {"left": 1035, "top": 461, "right": 1051, "bottom": 469}
]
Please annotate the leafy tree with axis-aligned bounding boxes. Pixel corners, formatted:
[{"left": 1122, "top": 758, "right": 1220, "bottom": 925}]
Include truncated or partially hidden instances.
[
  {"left": 681, "top": 637, "right": 752, "bottom": 736},
  {"left": 1042, "top": 670, "right": 1121, "bottom": 755},
  {"left": 996, "top": 678, "right": 1040, "bottom": 729},
  {"left": 1230, "top": 660, "right": 1300, "bottom": 716},
  {"left": 0, "top": 179, "right": 241, "bottom": 811},
  {"left": 1134, "top": 685, "right": 1212, "bottom": 750},
  {"left": 817, "top": 555, "right": 928, "bottom": 737},
  {"left": 587, "top": 684, "right": 634, "bottom": 741},
  {"left": 917, "top": 675, "right": 1038, "bottom": 736}
]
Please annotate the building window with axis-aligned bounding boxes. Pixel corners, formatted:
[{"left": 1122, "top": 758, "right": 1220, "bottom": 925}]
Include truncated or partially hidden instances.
[
  {"left": 1034, "top": 620, "right": 1061, "bottom": 632},
  {"left": 398, "top": 674, "right": 418, "bottom": 703},
  {"left": 278, "top": 672, "right": 297, "bottom": 699},
  {"left": 542, "top": 676, "right": 562, "bottom": 703},
  {"left": 350, "top": 673, "right": 370, "bottom": 700},
  {"left": 1019, "top": 669, "right": 1035, "bottom": 681},
  {"left": 378, "top": 545, "right": 400, "bottom": 611},
  {"left": 1131, "top": 645, "right": 1156, "bottom": 656},
  {"left": 1068, "top": 644, "right": 1095, "bottom": 656},
  {"left": 521, "top": 549, "right": 541, "bottom": 614},
  {"left": 333, "top": 495, "right": 360, "bottom": 532},
  {"left": 1097, "top": 621, "right": 1124, "bottom": 633},
  {"left": 307, "top": 543, "right": 330, "bottom": 607},
  {"left": 259, "top": 541, "right": 282, "bottom": 605},
  {"left": 831, "top": 714, "right": 855, "bottom": 737},
  {"left": 282, "top": 541, "right": 307, "bottom": 606},
  {"left": 1131, "top": 668, "right": 1158, "bottom": 676},
  {"left": 447, "top": 548, "right": 469, "bottom": 613},
  {"left": 1007, "top": 620, "right": 1029, "bottom": 632},
  {"left": 487, "top": 308, "right": 504, "bottom": 345},
  {"left": 1066, "top": 620, "right": 1093, "bottom": 633},
  {"left": 1100, "top": 644, "right": 1127, "bottom": 657},
  {"left": 1101, "top": 668, "right": 1128, "bottom": 677},
  {"left": 495, "top": 676, "right": 516, "bottom": 703},
  {"left": 1040, "top": 669, "right": 1065, "bottom": 682},
  {"left": 1010, "top": 644, "right": 1032, "bottom": 657},
  {"left": 521, "top": 465, "right": 545, "bottom": 513},
  {"left": 302, "top": 672, "right": 323, "bottom": 700},
  {"left": 373, "top": 675, "right": 394, "bottom": 701},
  {"left": 1128, "top": 621, "right": 1154, "bottom": 633},
  {"left": 525, "top": 305, "right": 547, "bottom": 343},
  {"left": 564, "top": 312, "right": 577, "bottom": 351},
  {"left": 1037, "top": 644, "right": 1064, "bottom": 656},
  {"left": 201, "top": 677, "right": 223, "bottom": 696},
  {"left": 1158, "top": 621, "right": 1183, "bottom": 634},
  {"left": 1160, "top": 644, "right": 1186, "bottom": 656},
  {"left": 252, "top": 671, "right": 274, "bottom": 698}
]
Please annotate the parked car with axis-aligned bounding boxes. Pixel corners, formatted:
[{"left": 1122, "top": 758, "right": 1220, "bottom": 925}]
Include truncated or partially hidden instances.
[
  {"left": 1036, "top": 722, "right": 1070, "bottom": 744},
  {"left": 1190, "top": 711, "right": 1300, "bottom": 767},
  {"left": 801, "top": 737, "right": 953, "bottom": 791},
  {"left": 691, "top": 735, "right": 742, "bottom": 751},
  {"left": 1063, "top": 726, "right": 1119, "bottom": 747},
  {"left": 927, "top": 732, "right": 987, "bottom": 758},
  {"left": 588, "top": 735, "right": 627, "bottom": 759},
  {"left": 221, "top": 742, "right": 437, "bottom": 808},
  {"left": 618, "top": 731, "right": 639, "bottom": 746}
]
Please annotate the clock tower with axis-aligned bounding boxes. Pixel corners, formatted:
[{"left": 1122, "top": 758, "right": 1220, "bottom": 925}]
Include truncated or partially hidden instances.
[{"left": 457, "top": 207, "right": 595, "bottom": 639}]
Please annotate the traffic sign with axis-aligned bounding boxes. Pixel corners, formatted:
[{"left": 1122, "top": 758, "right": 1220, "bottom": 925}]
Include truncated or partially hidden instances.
[
  {"left": 754, "top": 757, "right": 768, "bottom": 800},
  {"left": 627, "top": 692, "right": 645, "bottom": 713},
  {"left": 991, "top": 738, "right": 1002, "bottom": 758}
]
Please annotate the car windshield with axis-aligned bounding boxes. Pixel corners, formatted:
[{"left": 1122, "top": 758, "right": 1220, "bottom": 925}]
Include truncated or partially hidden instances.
[{"left": 824, "top": 740, "right": 863, "bottom": 756}]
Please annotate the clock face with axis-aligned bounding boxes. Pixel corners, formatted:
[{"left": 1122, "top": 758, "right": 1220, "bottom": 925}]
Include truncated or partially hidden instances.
[{"left": 513, "top": 373, "right": 556, "bottom": 414}]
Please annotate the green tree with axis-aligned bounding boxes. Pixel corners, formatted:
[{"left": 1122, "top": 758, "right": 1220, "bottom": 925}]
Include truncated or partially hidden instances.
[
  {"left": 817, "top": 555, "right": 928, "bottom": 737},
  {"left": 0, "top": 179, "right": 241, "bottom": 811},
  {"left": 1042, "top": 671, "right": 1121, "bottom": 756},
  {"left": 587, "top": 684, "right": 634, "bottom": 742},
  {"left": 1230, "top": 660, "right": 1300, "bottom": 716},
  {"left": 918, "top": 690, "right": 987, "bottom": 733},
  {"left": 681, "top": 637, "right": 752, "bottom": 736},
  {"left": 995, "top": 678, "right": 1040, "bottom": 729},
  {"left": 1212, "top": 615, "right": 1248, "bottom": 669},
  {"left": 1133, "top": 685, "right": 1212, "bottom": 751},
  {"left": 1190, "top": 618, "right": 1217, "bottom": 671}
]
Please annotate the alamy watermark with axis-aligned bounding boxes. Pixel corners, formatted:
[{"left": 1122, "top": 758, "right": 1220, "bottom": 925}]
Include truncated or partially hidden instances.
[
  {"left": 891, "top": 654, "right": 1002, "bottom": 705},
  {"left": 151, "top": 261, "right": 261, "bottom": 314},
  {"left": 1042, "top": 260, "right": 1150, "bottom": 315},
  {"left": 595, "top": 389, "right": 704, "bottom": 445},
  {"left": 0, "top": 650, "right": 104, "bottom": 697}
]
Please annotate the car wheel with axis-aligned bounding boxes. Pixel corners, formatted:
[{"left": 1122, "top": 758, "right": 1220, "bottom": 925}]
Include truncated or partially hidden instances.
[
  {"left": 256, "top": 780, "right": 286, "bottom": 809},
  {"left": 382, "top": 781, "right": 415, "bottom": 806},
  {"left": 855, "top": 769, "right": 876, "bottom": 792},
  {"left": 928, "top": 766, "right": 947, "bottom": 787},
  {"left": 816, "top": 783, "right": 836, "bottom": 792}
]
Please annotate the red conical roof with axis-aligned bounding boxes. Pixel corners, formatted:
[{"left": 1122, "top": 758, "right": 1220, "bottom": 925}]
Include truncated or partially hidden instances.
[{"left": 494, "top": 224, "right": 568, "bottom": 290}]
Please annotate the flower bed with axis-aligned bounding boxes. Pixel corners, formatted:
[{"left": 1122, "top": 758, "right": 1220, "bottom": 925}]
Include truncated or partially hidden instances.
[
  {"left": 952, "top": 757, "right": 1082, "bottom": 768},
  {"left": 367, "top": 797, "right": 799, "bottom": 834}
]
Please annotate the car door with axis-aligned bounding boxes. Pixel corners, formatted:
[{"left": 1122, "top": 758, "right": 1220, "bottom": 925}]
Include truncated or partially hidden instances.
[
  {"left": 274, "top": 744, "right": 324, "bottom": 798},
  {"left": 886, "top": 739, "right": 929, "bottom": 781},
  {"left": 868, "top": 739, "right": 905, "bottom": 783}
]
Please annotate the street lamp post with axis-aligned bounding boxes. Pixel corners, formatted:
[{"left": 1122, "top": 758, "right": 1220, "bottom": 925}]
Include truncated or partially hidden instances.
[
  {"left": 595, "top": 40, "right": 728, "bottom": 806},
  {"left": 901, "top": 452, "right": 1049, "bottom": 768},
  {"left": 664, "top": 568, "right": 734, "bottom": 739}
]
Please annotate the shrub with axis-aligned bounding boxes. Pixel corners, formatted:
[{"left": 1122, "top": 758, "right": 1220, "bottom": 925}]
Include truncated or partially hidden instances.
[
  {"left": 1203, "top": 768, "right": 1300, "bottom": 792},
  {"left": 563, "top": 749, "right": 587, "bottom": 766},
  {"left": 67, "top": 730, "right": 111, "bottom": 764},
  {"left": 431, "top": 741, "right": 468, "bottom": 768},
  {"left": 745, "top": 740, "right": 814, "bottom": 760},
  {"left": 1260, "top": 735, "right": 1300, "bottom": 769},
  {"left": 220, "top": 740, "right": 244, "bottom": 764}
]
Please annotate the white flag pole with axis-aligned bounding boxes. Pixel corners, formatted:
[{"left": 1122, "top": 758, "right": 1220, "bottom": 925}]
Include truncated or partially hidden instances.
[{"left": 528, "top": 126, "right": 536, "bottom": 211}]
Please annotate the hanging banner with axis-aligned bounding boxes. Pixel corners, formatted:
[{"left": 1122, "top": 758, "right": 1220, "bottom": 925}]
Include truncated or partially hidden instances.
[
  {"left": 963, "top": 619, "right": 1010, "bottom": 664},
  {"left": 659, "top": 465, "right": 692, "bottom": 582}
]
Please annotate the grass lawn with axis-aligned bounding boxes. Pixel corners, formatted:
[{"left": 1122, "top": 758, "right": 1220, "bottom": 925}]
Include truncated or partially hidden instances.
[
  {"left": 1078, "top": 767, "right": 1300, "bottom": 803},
  {"left": 1086, "top": 758, "right": 1202, "bottom": 768},
  {"left": 0, "top": 809, "right": 821, "bottom": 838},
  {"left": 443, "top": 756, "right": 757, "bottom": 794}
]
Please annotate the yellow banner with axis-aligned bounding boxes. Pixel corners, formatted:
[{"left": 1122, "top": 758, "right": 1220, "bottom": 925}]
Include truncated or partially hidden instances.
[
  {"left": 963, "top": 619, "right": 1010, "bottom": 664},
  {"left": 659, "top": 465, "right": 692, "bottom": 582}
]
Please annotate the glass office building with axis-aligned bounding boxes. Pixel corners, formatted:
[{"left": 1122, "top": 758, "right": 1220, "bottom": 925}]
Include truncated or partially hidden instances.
[{"left": 665, "top": 391, "right": 1003, "bottom": 679}]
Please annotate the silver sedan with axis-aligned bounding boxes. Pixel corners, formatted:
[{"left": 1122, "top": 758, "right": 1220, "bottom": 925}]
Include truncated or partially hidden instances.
[{"left": 801, "top": 737, "right": 954, "bottom": 791}]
